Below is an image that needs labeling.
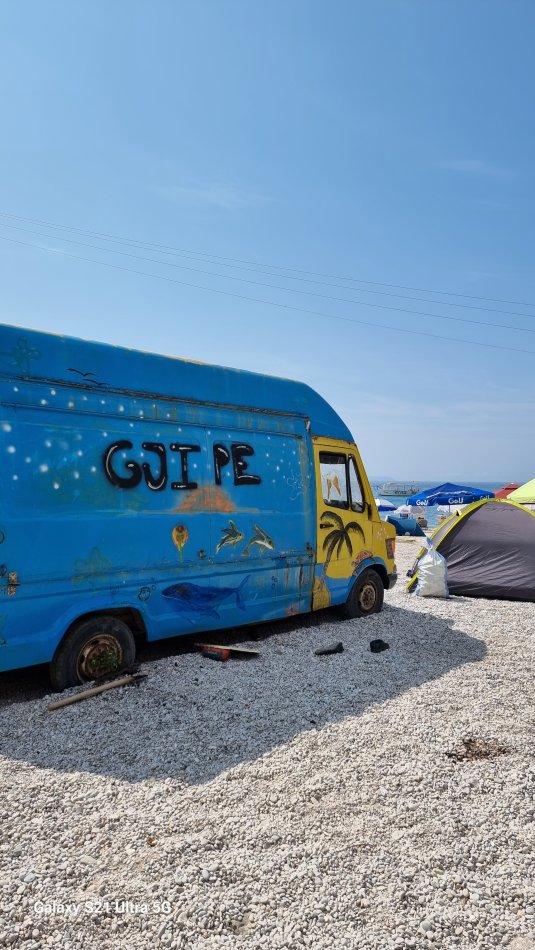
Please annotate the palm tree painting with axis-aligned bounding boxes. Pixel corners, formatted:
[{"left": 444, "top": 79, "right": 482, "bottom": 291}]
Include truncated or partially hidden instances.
[
  {"left": 313, "top": 511, "right": 365, "bottom": 609},
  {"left": 320, "top": 511, "right": 364, "bottom": 576}
]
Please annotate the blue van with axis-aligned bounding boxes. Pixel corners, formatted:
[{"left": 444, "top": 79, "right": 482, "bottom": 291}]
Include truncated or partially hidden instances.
[{"left": 0, "top": 325, "right": 396, "bottom": 689}]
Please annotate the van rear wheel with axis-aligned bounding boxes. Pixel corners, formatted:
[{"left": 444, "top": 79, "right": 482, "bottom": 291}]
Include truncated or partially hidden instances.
[
  {"left": 49, "top": 615, "right": 136, "bottom": 692},
  {"left": 340, "top": 569, "right": 384, "bottom": 619}
]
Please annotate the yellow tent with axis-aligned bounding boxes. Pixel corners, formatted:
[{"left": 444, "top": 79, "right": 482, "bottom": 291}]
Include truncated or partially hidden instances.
[{"left": 507, "top": 479, "right": 535, "bottom": 504}]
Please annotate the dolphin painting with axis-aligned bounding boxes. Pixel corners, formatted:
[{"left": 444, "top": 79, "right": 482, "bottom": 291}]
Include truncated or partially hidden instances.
[
  {"left": 242, "top": 525, "right": 275, "bottom": 557},
  {"left": 162, "top": 576, "right": 249, "bottom": 619},
  {"left": 215, "top": 520, "right": 245, "bottom": 554}
]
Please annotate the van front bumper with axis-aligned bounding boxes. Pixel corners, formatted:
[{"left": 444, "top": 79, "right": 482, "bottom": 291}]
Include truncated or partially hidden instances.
[{"left": 386, "top": 571, "right": 397, "bottom": 590}]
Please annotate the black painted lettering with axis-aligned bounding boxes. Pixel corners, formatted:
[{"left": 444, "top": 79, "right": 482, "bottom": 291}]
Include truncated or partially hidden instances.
[
  {"left": 141, "top": 442, "right": 167, "bottom": 491},
  {"left": 231, "top": 443, "right": 261, "bottom": 486},
  {"left": 103, "top": 441, "right": 142, "bottom": 489},
  {"left": 170, "top": 443, "right": 200, "bottom": 490},
  {"left": 213, "top": 443, "right": 230, "bottom": 485}
]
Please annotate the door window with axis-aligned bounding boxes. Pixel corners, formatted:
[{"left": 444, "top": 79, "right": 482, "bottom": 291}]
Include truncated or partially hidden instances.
[
  {"left": 319, "top": 453, "right": 348, "bottom": 509},
  {"left": 349, "top": 457, "right": 364, "bottom": 512}
]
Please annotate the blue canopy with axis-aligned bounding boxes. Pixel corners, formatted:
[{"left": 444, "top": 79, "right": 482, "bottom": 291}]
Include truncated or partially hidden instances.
[
  {"left": 374, "top": 497, "right": 397, "bottom": 511},
  {"left": 406, "top": 482, "right": 494, "bottom": 507}
]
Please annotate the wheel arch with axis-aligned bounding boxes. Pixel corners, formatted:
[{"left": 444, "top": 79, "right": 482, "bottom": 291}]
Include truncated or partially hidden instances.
[
  {"left": 349, "top": 559, "right": 388, "bottom": 595},
  {"left": 49, "top": 609, "right": 143, "bottom": 691},
  {"left": 56, "top": 606, "right": 148, "bottom": 657},
  {"left": 340, "top": 563, "right": 385, "bottom": 620}
]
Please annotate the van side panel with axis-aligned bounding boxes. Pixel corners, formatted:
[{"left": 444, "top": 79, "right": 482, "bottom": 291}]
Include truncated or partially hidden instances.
[
  {"left": 207, "top": 426, "right": 315, "bottom": 625},
  {"left": 0, "top": 374, "right": 315, "bottom": 672}
]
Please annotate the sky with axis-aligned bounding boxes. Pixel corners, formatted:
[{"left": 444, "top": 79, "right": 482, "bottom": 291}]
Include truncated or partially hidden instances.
[{"left": 0, "top": 0, "right": 534, "bottom": 483}]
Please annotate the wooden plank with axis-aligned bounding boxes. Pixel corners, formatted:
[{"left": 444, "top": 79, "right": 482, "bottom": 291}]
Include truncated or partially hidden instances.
[
  {"left": 47, "top": 674, "right": 146, "bottom": 710},
  {"left": 195, "top": 642, "right": 260, "bottom": 657}
]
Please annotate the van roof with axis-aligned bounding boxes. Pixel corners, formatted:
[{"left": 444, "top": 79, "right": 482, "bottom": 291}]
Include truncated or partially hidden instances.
[{"left": 0, "top": 324, "right": 353, "bottom": 441}]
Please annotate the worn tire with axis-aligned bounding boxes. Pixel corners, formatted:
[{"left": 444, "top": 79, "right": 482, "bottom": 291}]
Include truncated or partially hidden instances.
[
  {"left": 49, "top": 615, "right": 136, "bottom": 692},
  {"left": 340, "top": 569, "right": 384, "bottom": 620}
]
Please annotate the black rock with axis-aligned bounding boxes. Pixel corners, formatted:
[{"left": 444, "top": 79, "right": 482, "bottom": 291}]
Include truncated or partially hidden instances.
[
  {"left": 370, "top": 639, "right": 390, "bottom": 653},
  {"left": 314, "top": 641, "right": 344, "bottom": 656}
]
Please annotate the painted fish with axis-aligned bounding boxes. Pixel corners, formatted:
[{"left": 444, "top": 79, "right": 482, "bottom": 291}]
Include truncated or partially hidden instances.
[
  {"left": 215, "top": 520, "right": 245, "bottom": 554},
  {"left": 162, "top": 576, "right": 249, "bottom": 619},
  {"left": 242, "top": 524, "right": 275, "bottom": 557}
]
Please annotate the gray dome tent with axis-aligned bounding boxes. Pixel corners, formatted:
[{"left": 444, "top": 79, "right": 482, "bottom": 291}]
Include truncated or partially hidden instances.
[{"left": 406, "top": 499, "right": 535, "bottom": 601}]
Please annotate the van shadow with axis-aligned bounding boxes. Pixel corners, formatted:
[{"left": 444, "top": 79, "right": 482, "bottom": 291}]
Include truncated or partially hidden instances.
[{"left": 0, "top": 604, "right": 486, "bottom": 785}]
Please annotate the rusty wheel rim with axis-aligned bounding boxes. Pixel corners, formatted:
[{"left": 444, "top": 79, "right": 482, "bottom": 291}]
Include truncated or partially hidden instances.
[
  {"left": 77, "top": 634, "right": 123, "bottom": 681},
  {"left": 358, "top": 582, "right": 377, "bottom": 612}
]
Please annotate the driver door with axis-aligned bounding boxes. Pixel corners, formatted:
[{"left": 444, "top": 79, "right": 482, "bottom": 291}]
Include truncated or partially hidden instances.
[{"left": 312, "top": 438, "right": 372, "bottom": 609}]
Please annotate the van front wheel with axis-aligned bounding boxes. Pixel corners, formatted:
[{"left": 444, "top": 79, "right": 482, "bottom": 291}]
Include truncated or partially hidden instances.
[
  {"left": 340, "top": 569, "right": 384, "bottom": 619},
  {"left": 49, "top": 616, "right": 136, "bottom": 692}
]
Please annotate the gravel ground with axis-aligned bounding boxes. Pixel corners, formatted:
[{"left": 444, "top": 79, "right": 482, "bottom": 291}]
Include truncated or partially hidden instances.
[{"left": 0, "top": 539, "right": 534, "bottom": 950}]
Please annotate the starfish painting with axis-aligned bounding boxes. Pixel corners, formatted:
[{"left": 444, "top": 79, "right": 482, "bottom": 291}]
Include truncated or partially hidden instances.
[
  {"left": 72, "top": 548, "right": 113, "bottom": 588},
  {"left": 0, "top": 338, "right": 41, "bottom": 374}
]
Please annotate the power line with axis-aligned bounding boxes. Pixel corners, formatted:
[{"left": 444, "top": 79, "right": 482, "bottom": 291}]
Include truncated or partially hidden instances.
[
  {"left": 1, "top": 232, "right": 533, "bottom": 357},
  {"left": 1, "top": 220, "right": 534, "bottom": 337},
  {"left": 0, "top": 209, "right": 534, "bottom": 311}
]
